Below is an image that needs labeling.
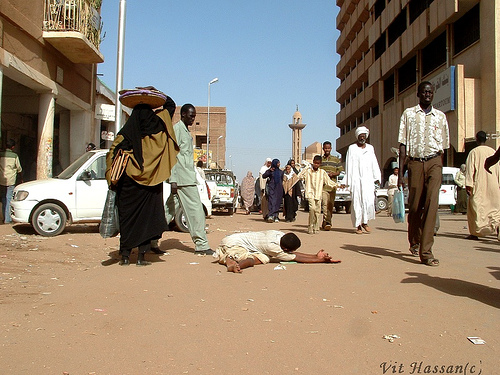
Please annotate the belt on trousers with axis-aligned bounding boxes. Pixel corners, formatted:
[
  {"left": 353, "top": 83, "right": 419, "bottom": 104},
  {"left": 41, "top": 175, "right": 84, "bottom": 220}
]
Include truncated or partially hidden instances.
[{"left": 409, "top": 152, "right": 441, "bottom": 162}]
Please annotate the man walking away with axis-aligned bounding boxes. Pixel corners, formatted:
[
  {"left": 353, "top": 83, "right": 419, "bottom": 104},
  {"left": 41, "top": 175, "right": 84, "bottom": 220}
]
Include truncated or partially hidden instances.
[{"left": 465, "top": 131, "right": 500, "bottom": 240}]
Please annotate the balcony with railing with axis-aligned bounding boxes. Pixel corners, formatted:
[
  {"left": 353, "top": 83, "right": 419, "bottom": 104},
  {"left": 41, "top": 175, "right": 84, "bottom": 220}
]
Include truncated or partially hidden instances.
[{"left": 43, "top": 0, "right": 104, "bottom": 64}]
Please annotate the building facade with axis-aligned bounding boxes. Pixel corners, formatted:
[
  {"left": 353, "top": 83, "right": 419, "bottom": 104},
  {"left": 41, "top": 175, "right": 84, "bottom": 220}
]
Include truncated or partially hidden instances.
[
  {"left": 0, "top": 0, "right": 103, "bottom": 180},
  {"left": 335, "top": 0, "right": 499, "bottom": 182},
  {"left": 302, "top": 141, "right": 322, "bottom": 164},
  {"left": 171, "top": 106, "right": 227, "bottom": 169}
]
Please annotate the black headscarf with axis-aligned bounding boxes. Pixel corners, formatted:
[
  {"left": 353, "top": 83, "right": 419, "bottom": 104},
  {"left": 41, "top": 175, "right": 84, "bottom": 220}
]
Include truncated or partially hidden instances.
[
  {"left": 270, "top": 159, "right": 283, "bottom": 187},
  {"left": 116, "top": 104, "right": 165, "bottom": 168}
]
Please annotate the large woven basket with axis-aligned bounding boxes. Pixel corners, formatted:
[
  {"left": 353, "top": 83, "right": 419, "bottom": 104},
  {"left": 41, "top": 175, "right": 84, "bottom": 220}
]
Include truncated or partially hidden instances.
[{"left": 119, "top": 89, "right": 167, "bottom": 109}]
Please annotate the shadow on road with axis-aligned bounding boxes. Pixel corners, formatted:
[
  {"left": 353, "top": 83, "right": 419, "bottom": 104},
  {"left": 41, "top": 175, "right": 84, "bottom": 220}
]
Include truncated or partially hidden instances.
[
  {"left": 375, "top": 226, "right": 408, "bottom": 234},
  {"left": 159, "top": 237, "right": 196, "bottom": 253},
  {"left": 401, "top": 272, "right": 500, "bottom": 309},
  {"left": 473, "top": 245, "right": 500, "bottom": 253},
  {"left": 376, "top": 225, "right": 500, "bottom": 245},
  {"left": 340, "top": 244, "right": 419, "bottom": 264},
  {"left": 331, "top": 227, "right": 358, "bottom": 234},
  {"left": 487, "top": 267, "right": 500, "bottom": 281},
  {"left": 13, "top": 223, "right": 100, "bottom": 236},
  {"left": 101, "top": 249, "right": 166, "bottom": 266}
]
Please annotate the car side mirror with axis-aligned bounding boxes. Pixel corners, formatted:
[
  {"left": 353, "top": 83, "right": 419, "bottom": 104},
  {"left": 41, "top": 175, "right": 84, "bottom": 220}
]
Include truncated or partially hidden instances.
[{"left": 79, "top": 171, "right": 92, "bottom": 181}]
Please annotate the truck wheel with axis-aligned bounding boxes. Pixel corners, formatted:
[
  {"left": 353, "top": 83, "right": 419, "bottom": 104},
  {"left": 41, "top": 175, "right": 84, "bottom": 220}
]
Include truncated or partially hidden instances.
[
  {"left": 32, "top": 203, "right": 67, "bottom": 237},
  {"left": 376, "top": 197, "right": 388, "bottom": 211},
  {"left": 174, "top": 208, "right": 190, "bottom": 233},
  {"left": 345, "top": 202, "right": 352, "bottom": 214}
]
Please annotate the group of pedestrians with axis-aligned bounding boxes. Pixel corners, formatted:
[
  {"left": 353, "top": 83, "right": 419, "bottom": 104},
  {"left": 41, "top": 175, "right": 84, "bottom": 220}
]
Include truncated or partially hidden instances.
[
  {"left": 250, "top": 131, "right": 383, "bottom": 236},
  {"left": 237, "top": 79, "right": 500, "bottom": 272}
]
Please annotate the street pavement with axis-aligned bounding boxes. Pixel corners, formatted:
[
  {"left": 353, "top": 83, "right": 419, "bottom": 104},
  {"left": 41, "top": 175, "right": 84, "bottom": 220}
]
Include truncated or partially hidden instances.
[{"left": 0, "top": 208, "right": 498, "bottom": 374}]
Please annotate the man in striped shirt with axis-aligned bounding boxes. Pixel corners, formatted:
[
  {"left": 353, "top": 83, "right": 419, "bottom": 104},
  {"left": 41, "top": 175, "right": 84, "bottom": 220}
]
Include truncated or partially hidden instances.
[{"left": 298, "top": 155, "right": 336, "bottom": 234}]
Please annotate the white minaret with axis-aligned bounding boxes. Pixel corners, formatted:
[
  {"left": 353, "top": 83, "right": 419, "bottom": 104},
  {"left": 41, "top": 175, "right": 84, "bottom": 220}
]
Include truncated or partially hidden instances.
[{"left": 288, "top": 106, "right": 306, "bottom": 162}]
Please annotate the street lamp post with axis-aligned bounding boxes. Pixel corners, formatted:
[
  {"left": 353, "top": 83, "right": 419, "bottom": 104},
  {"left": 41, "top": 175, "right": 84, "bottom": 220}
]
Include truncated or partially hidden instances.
[
  {"left": 216, "top": 135, "right": 223, "bottom": 169},
  {"left": 114, "top": 0, "right": 127, "bottom": 136},
  {"left": 207, "top": 77, "right": 218, "bottom": 168}
]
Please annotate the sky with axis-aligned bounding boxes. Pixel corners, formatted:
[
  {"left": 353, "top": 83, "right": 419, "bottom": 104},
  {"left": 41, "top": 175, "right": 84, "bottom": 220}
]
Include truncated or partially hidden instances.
[{"left": 97, "top": 0, "right": 341, "bottom": 182}]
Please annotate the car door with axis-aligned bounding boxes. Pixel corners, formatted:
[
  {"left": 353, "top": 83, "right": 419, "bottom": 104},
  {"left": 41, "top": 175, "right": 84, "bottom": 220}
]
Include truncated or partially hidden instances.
[
  {"left": 439, "top": 172, "right": 456, "bottom": 206},
  {"left": 74, "top": 154, "right": 109, "bottom": 219}
]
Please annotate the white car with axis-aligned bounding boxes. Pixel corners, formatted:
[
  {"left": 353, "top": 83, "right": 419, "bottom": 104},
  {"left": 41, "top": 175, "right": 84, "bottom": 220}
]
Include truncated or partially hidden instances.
[
  {"left": 439, "top": 167, "right": 460, "bottom": 206},
  {"left": 10, "top": 150, "right": 212, "bottom": 236},
  {"left": 376, "top": 166, "right": 460, "bottom": 210}
]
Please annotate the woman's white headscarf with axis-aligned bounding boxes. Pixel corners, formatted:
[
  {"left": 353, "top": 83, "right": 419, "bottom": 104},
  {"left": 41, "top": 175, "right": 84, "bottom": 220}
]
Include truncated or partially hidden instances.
[{"left": 355, "top": 126, "right": 369, "bottom": 139}]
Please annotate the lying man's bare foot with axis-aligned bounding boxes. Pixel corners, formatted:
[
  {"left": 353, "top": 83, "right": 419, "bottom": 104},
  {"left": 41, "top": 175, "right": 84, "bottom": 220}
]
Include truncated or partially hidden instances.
[{"left": 226, "top": 258, "right": 242, "bottom": 273}]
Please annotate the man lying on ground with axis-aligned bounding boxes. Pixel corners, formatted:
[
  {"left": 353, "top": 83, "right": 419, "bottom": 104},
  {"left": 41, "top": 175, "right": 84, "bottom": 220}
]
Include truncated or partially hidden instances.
[{"left": 213, "top": 230, "right": 341, "bottom": 273}]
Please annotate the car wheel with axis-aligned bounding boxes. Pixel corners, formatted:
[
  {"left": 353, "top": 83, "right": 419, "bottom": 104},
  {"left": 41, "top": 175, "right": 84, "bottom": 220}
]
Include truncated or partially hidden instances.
[
  {"left": 32, "top": 203, "right": 67, "bottom": 237},
  {"left": 345, "top": 202, "right": 352, "bottom": 214},
  {"left": 174, "top": 208, "right": 190, "bottom": 233},
  {"left": 376, "top": 197, "right": 388, "bottom": 211}
]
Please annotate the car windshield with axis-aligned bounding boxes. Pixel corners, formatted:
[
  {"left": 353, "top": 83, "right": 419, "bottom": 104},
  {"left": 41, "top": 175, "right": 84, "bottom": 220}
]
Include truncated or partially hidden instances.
[
  {"left": 206, "top": 172, "right": 235, "bottom": 185},
  {"left": 442, "top": 174, "right": 455, "bottom": 185},
  {"left": 56, "top": 152, "right": 97, "bottom": 179}
]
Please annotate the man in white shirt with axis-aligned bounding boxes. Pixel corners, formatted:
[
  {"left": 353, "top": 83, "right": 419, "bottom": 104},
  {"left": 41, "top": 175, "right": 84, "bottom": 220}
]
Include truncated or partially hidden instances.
[
  {"left": 214, "top": 230, "right": 341, "bottom": 273},
  {"left": 387, "top": 167, "right": 399, "bottom": 216},
  {"left": 398, "top": 81, "right": 449, "bottom": 266}
]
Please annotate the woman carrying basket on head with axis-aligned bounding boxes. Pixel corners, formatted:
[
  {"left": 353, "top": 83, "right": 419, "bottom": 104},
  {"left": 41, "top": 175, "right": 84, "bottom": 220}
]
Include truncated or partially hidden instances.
[{"left": 105, "top": 88, "right": 178, "bottom": 266}]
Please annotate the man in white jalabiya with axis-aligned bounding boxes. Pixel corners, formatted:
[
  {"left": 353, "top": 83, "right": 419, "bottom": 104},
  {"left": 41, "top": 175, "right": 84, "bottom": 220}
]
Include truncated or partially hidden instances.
[
  {"left": 345, "top": 126, "right": 381, "bottom": 234},
  {"left": 465, "top": 131, "right": 500, "bottom": 240}
]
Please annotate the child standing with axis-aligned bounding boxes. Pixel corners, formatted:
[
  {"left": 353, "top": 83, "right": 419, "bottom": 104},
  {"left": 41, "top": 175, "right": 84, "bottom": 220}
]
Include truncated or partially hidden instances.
[{"left": 298, "top": 155, "right": 336, "bottom": 234}]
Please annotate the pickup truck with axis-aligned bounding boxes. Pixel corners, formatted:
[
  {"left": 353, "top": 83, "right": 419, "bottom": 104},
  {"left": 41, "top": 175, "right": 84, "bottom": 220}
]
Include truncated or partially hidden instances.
[
  {"left": 204, "top": 169, "right": 238, "bottom": 214},
  {"left": 334, "top": 172, "right": 352, "bottom": 213}
]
